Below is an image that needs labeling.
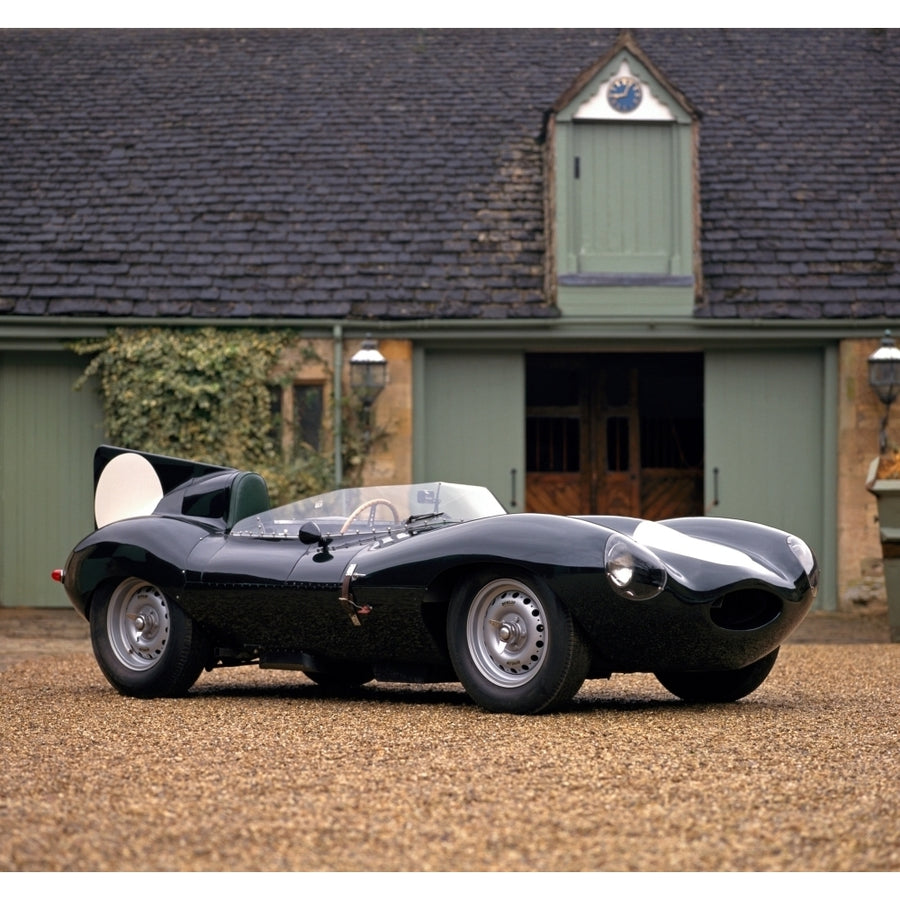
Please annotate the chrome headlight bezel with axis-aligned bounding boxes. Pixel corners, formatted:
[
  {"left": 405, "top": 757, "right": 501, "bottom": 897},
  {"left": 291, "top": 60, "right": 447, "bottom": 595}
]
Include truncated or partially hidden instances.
[
  {"left": 604, "top": 534, "right": 668, "bottom": 601},
  {"left": 787, "top": 534, "right": 818, "bottom": 596}
]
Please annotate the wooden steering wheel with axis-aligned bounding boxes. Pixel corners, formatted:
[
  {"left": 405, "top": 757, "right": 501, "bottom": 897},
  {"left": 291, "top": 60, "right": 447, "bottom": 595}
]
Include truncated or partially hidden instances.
[{"left": 339, "top": 498, "right": 401, "bottom": 534}]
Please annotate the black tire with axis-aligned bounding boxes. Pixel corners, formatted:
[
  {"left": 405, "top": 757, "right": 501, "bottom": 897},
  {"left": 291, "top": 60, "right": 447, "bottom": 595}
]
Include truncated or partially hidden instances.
[
  {"left": 447, "top": 569, "right": 590, "bottom": 714},
  {"left": 655, "top": 647, "right": 780, "bottom": 703},
  {"left": 89, "top": 577, "right": 210, "bottom": 698}
]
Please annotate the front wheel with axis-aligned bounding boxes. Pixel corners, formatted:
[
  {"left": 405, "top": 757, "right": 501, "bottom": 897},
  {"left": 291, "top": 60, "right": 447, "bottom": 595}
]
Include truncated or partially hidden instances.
[
  {"left": 655, "top": 647, "right": 780, "bottom": 703},
  {"left": 447, "top": 570, "right": 590, "bottom": 714},
  {"left": 89, "top": 578, "right": 210, "bottom": 698}
]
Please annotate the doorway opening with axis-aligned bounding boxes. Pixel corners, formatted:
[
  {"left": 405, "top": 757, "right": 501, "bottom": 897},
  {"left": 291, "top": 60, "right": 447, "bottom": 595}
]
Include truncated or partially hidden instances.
[{"left": 525, "top": 353, "right": 703, "bottom": 518}]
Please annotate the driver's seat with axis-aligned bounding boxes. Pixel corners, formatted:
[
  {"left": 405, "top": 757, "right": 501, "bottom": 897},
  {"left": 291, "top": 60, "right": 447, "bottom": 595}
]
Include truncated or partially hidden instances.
[{"left": 227, "top": 471, "right": 270, "bottom": 529}]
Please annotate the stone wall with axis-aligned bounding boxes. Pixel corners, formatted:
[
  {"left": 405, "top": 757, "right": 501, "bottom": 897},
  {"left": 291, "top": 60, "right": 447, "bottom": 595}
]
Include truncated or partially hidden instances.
[
  {"left": 357, "top": 338, "right": 413, "bottom": 486},
  {"left": 837, "top": 338, "right": 888, "bottom": 612},
  {"left": 276, "top": 336, "right": 413, "bottom": 489}
]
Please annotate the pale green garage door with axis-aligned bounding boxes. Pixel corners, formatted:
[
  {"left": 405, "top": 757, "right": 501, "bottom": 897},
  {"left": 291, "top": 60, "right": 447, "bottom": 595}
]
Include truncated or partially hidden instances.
[
  {"left": 704, "top": 348, "right": 835, "bottom": 610},
  {"left": 0, "top": 352, "right": 104, "bottom": 608},
  {"left": 418, "top": 346, "right": 834, "bottom": 608},
  {"left": 417, "top": 350, "right": 526, "bottom": 512}
]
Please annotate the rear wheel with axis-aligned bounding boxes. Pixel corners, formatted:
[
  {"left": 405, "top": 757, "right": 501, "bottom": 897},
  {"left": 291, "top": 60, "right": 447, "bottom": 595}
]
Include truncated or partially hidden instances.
[
  {"left": 655, "top": 647, "right": 780, "bottom": 703},
  {"left": 447, "top": 570, "right": 590, "bottom": 714},
  {"left": 90, "top": 577, "right": 209, "bottom": 698}
]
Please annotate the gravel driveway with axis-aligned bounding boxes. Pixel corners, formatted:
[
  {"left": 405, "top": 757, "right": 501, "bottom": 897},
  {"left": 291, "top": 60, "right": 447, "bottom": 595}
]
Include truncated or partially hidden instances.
[{"left": 1, "top": 610, "right": 898, "bottom": 872}]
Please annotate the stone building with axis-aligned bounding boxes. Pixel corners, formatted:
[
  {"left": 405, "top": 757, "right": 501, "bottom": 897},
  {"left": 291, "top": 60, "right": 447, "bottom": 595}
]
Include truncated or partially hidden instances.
[{"left": 1, "top": 28, "right": 899, "bottom": 611}]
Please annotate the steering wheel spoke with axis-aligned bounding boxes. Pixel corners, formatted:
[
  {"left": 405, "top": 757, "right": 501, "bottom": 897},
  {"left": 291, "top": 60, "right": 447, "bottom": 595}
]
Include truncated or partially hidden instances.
[{"left": 339, "top": 498, "right": 401, "bottom": 534}]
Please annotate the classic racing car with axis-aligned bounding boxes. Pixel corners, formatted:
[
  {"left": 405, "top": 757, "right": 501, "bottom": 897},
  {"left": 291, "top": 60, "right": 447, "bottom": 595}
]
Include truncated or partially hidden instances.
[{"left": 53, "top": 446, "right": 819, "bottom": 714}]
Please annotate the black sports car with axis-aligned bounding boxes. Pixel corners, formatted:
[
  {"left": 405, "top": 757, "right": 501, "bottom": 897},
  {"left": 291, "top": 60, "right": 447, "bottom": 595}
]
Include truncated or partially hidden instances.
[{"left": 53, "top": 446, "right": 819, "bottom": 714}]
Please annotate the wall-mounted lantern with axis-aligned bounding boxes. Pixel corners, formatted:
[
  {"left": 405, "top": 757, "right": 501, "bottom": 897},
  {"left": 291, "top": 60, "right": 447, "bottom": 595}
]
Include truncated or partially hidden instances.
[
  {"left": 349, "top": 335, "right": 388, "bottom": 406},
  {"left": 868, "top": 330, "right": 900, "bottom": 452},
  {"left": 349, "top": 335, "right": 388, "bottom": 443}
]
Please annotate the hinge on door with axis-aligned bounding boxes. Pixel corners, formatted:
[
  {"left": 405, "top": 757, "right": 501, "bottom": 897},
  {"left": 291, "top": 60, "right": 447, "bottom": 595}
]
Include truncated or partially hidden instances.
[{"left": 574, "top": 156, "right": 580, "bottom": 179}]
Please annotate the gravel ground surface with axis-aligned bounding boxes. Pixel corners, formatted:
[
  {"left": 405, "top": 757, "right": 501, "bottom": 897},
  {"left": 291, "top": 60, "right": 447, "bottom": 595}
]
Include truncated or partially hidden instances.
[{"left": 1, "top": 608, "right": 898, "bottom": 872}]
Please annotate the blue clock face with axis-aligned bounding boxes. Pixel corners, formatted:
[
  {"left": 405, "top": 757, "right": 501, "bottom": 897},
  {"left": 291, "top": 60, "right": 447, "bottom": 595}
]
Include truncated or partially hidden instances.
[{"left": 607, "top": 76, "right": 643, "bottom": 113}]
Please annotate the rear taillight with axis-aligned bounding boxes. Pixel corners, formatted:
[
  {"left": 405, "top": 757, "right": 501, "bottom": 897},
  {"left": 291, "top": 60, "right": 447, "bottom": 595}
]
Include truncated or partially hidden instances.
[{"left": 51, "top": 569, "right": 64, "bottom": 583}]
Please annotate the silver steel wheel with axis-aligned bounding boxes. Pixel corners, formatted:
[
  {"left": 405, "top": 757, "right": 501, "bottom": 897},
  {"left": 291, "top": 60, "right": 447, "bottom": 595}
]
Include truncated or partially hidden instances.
[
  {"left": 106, "top": 578, "right": 171, "bottom": 672},
  {"left": 466, "top": 578, "right": 548, "bottom": 688}
]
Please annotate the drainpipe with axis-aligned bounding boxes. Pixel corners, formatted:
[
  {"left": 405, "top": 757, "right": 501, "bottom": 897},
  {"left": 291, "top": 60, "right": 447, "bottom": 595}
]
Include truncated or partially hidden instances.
[{"left": 333, "top": 324, "right": 343, "bottom": 488}]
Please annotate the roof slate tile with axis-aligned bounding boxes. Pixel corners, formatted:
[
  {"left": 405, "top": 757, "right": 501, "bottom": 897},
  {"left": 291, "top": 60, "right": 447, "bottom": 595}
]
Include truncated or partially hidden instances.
[{"left": 0, "top": 28, "right": 898, "bottom": 320}]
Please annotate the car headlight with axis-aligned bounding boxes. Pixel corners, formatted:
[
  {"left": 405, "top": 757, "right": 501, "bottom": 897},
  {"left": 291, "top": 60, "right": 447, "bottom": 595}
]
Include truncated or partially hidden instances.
[
  {"left": 787, "top": 534, "right": 818, "bottom": 596},
  {"left": 605, "top": 535, "right": 668, "bottom": 601}
]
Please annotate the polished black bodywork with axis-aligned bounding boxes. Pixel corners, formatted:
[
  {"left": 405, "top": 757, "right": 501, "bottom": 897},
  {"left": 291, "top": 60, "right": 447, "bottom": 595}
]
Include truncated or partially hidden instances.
[{"left": 59, "top": 446, "right": 819, "bottom": 707}]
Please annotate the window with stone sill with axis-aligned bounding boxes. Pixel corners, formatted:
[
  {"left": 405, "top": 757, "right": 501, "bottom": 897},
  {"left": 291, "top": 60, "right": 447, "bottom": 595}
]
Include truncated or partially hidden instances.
[{"left": 268, "top": 382, "right": 324, "bottom": 456}]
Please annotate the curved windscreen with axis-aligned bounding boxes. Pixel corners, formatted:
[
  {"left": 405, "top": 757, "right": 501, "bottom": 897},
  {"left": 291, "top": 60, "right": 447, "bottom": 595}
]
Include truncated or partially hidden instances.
[{"left": 232, "top": 482, "right": 506, "bottom": 537}]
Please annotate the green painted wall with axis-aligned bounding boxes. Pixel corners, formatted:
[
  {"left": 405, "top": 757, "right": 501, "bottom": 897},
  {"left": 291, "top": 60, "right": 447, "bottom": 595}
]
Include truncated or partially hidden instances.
[
  {"left": 556, "top": 284, "right": 695, "bottom": 318},
  {"left": 0, "top": 352, "right": 104, "bottom": 608},
  {"left": 417, "top": 350, "right": 525, "bottom": 512},
  {"left": 705, "top": 348, "right": 834, "bottom": 610}
]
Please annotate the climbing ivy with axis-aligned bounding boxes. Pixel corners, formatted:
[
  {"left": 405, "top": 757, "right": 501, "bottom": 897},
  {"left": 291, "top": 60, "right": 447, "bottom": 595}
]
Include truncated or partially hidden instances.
[{"left": 71, "top": 327, "right": 348, "bottom": 504}]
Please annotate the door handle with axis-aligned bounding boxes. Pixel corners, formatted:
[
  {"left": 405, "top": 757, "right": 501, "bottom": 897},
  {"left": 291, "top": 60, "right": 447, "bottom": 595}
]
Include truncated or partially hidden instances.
[{"left": 705, "top": 467, "right": 720, "bottom": 514}]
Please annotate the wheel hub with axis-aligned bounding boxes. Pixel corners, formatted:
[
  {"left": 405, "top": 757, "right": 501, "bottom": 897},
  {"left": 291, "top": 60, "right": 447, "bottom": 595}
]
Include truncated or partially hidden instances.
[
  {"left": 468, "top": 581, "right": 547, "bottom": 688},
  {"left": 107, "top": 579, "right": 171, "bottom": 671},
  {"left": 130, "top": 607, "right": 159, "bottom": 638},
  {"left": 492, "top": 616, "right": 527, "bottom": 649}
]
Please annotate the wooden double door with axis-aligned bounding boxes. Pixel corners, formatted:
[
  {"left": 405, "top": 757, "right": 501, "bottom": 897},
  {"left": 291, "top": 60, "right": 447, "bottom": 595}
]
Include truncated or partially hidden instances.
[{"left": 525, "top": 353, "right": 703, "bottom": 519}]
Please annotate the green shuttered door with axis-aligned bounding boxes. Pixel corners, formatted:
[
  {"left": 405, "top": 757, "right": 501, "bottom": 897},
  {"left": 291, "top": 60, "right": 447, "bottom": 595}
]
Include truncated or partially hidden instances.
[
  {"left": 419, "top": 351, "right": 525, "bottom": 512},
  {"left": 704, "top": 348, "right": 832, "bottom": 609},
  {"left": 573, "top": 123, "right": 679, "bottom": 275},
  {"left": 0, "top": 352, "right": 104, "bottom": 607}
]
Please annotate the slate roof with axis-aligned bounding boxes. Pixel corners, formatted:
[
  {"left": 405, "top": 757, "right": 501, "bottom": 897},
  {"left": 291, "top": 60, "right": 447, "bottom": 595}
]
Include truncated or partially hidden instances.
[{"left": 1, "top": 28, "right": 899, "bottom": 321}]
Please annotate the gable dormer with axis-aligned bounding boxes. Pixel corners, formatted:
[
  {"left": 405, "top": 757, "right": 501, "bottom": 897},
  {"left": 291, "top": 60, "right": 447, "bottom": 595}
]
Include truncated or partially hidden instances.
[{"left": 551, "top": 33, "right": 700, "bottom": 317}]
